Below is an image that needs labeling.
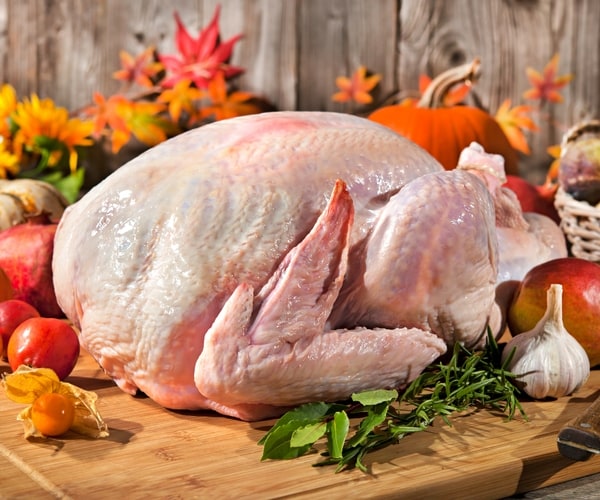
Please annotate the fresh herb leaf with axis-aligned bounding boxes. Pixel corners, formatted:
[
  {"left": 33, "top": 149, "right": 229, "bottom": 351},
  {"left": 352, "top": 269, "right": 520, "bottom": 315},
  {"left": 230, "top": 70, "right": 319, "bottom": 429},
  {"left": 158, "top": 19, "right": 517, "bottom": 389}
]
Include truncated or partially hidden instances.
[
  {"left": 346, "top": 402, "right": 389, "bottom": 448},
  {"left": 351, "top": 389, "right": 398, "bottom": 406},
  {"left": 258, "top": 401, "right": 333, "bottom": 446},
  {"left": 259, "top": 329, "right": 527, "bottom": 471},
  {"left": 327, "top": 411, "right": 350, "bottom": 459},
  {"left": 290, "top": 421, "right": 328, "bottom": 448}
]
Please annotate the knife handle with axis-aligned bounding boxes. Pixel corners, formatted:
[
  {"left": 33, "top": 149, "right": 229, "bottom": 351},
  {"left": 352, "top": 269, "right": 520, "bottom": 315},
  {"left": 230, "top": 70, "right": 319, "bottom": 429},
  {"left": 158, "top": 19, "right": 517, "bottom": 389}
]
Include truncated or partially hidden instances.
[{"left": 557, "top": 394, "right": 600, "bottom": 460}]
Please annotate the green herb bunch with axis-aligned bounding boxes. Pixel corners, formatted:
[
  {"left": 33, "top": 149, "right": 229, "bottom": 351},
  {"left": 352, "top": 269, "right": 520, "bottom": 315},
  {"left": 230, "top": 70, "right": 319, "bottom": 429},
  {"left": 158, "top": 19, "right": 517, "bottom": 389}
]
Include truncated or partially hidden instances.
[{"left": 259, "top": 331, "right": 525, "bottom": 473}]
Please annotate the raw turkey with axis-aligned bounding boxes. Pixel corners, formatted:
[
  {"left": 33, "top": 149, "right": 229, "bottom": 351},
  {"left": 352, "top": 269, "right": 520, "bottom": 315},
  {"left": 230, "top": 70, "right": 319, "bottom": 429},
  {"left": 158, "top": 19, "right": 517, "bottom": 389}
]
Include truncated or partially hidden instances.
[
  {"left": 54, "top": 112, "right": 528, "bottom": 420},
  {"left": 455, "top": 143, "right": 567, "bottom": 284}
]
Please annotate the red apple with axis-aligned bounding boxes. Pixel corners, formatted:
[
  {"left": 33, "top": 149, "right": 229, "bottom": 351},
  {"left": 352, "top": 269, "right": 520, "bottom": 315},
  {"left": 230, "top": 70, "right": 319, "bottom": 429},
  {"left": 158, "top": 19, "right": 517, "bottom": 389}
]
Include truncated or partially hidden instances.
[
  {"left": 0, "top": 299, "right": 40, "bottom": 358},
  {"left": 507, "top": 257, "right": 600, "bottom": 366},
  {"left": 7, "top": 317, "right": 80, "bottom": 380},
  {"left": 503, "top": 175, "right": 560, "bottom": 223}
]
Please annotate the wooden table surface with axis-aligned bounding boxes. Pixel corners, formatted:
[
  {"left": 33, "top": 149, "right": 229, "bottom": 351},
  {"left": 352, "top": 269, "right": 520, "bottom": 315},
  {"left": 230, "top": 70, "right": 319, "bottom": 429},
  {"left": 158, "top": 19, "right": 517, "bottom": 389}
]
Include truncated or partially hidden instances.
[{"left": 2, "top": 351, "right": 600, "bottom": 499}]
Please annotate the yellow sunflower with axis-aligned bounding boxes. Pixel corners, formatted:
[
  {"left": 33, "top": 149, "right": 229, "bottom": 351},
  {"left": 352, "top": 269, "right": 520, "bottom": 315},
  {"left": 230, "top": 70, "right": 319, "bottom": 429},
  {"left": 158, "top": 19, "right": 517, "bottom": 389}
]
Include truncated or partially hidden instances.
[
  {"left": 0, "top": 84, "right": 17, "bottom": 140},
  {"left": 0, "top": 138, "right": 19, "bottom": 178},
  {"left": 12, "top": 94, "right": 94, "bottom": 173}
]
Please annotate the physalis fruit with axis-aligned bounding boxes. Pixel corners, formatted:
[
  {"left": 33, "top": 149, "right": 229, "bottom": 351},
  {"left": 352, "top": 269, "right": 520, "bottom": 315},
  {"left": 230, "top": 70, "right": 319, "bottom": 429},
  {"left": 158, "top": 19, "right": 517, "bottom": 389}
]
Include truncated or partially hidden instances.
[{"left": 2, "top": 365, "right": 109, "bottom": 439}]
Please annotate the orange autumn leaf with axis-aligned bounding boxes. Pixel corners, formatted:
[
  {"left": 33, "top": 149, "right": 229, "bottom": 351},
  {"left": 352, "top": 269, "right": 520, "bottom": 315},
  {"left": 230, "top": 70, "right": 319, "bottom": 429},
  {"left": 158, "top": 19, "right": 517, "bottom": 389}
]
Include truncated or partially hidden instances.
[
  {"left": 83, "top": 93, "right": 168, "bottom": 153},
  {"left": 332, "top": 66, "right": 381, "bottom": 105},
  {"left": 545, "top": 143, "right": 562, "bottom": 184},
  {"left": 198, "top": 72, "right": 262, "bottom": 122},
  {"left": 83, "top": 92, "right": 130, "bottom": 138},
  {"left": 120, "top": 100, "right": 171, "bottom": 148},
  {"left": 113, "top": 47, "right": 163, "bottom": 88},
  {"left": 547, "top": 144, "right": 562, "bottom": 159},
  {"left": 523, "top": 53, "right": 573, "bottom": 104},
  {"left": 494, "top": 98, "right": 539, "bottom": 155},
  {"left": 157, "top": 79, "right": 203, "bottom": 124}
]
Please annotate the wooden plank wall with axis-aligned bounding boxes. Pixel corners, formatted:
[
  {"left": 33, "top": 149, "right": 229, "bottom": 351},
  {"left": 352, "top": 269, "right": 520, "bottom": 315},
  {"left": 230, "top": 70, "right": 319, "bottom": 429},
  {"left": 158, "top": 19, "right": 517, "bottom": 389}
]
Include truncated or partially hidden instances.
[{"left": 0, "top": 0, "right": 598, "bottom": 182}]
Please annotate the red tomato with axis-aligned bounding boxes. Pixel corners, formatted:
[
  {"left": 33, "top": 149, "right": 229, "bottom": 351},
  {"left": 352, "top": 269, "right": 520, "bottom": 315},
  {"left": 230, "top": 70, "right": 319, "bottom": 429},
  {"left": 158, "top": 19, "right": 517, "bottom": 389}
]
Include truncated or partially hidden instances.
[
  {"left": 0, "top": 300, "right": 40, "bottom": 358},
  {"left": 7, "top": 318, "right": 80, "bottom": 380}
]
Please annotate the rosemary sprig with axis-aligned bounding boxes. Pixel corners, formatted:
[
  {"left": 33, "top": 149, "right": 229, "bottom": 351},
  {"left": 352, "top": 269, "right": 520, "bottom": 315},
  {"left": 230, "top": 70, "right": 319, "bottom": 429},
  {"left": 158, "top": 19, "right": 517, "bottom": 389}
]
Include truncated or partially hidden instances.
[{"left": 258, "top": 330, "right": 526, "bottom": 473}]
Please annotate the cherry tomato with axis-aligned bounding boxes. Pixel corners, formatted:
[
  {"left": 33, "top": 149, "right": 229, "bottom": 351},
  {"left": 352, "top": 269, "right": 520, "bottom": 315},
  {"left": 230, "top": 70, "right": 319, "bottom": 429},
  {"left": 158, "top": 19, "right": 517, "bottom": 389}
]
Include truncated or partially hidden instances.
[
  {"left": 31, "top": 392, "right": 75, "bottom": 436},
  {"left": 7, "top": 317, "right": 80, "bottom": 380}
]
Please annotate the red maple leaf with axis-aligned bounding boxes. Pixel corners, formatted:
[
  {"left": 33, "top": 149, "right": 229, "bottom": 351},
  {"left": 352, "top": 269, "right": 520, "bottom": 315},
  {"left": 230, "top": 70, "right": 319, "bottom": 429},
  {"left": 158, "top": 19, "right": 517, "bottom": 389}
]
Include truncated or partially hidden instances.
[
  {"left": 522, "top": 53, "right": 573, "bottom": 104},
  {"left": 159, "top": 6, "right": 244, "bottom": 89}
]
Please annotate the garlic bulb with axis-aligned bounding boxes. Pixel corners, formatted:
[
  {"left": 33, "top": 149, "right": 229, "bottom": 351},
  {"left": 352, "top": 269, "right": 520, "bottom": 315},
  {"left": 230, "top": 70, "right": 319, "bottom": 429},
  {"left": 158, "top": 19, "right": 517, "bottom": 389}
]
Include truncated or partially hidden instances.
[{"left": 502, "top": 283, "right": 590, "bottom": 399}]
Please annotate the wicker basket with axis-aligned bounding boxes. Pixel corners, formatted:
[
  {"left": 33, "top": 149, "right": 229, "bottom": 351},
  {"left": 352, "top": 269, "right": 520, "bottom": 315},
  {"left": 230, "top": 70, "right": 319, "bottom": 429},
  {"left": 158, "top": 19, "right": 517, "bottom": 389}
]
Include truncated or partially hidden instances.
[{"left": 555, "top": 187, "right": 600, "bottom": 262}]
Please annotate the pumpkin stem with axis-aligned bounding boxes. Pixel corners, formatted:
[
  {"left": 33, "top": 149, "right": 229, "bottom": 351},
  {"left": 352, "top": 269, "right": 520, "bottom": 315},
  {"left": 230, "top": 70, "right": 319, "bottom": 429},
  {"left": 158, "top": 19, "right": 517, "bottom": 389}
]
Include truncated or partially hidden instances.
[{"left": 418, "top": 58, "right": 481, "bottom": 109}]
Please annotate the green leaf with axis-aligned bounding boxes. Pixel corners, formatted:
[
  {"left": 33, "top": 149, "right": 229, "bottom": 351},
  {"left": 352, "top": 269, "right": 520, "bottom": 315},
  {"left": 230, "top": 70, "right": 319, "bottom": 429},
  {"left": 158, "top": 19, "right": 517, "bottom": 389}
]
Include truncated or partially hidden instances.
[
  {"left": 258, "top": 401, "right": 333, "bottom": 446},
  {"left": 43, "top": 168, "right": 85, "bottom": 204},
  {"left": 260, "top": 421, "right": 314, "bottom": 460},
  {"left": 34, "top": 135, "right": 64, "bottom": 152},
  {"left": 327, "top": 411, "right": 349, "bottom": 459},
  {"left": 351, "top": 388, "right": 398, "bottom": 406},
  {"left": 347, "top": 402, "right": 389, "bottom": 448},
  {"left": 290, "top": 421, "right": 327, "bottom": 448}
]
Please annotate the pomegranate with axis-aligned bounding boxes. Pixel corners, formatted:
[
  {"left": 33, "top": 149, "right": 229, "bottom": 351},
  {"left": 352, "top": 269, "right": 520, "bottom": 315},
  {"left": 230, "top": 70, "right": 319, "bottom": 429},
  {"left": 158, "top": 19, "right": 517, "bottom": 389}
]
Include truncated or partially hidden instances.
[
  {"left": 0, "top": 214, "right": 63, "bottom": 317},
  {"left": 0, "top": 267, "right": 14, "bottom": 301}
]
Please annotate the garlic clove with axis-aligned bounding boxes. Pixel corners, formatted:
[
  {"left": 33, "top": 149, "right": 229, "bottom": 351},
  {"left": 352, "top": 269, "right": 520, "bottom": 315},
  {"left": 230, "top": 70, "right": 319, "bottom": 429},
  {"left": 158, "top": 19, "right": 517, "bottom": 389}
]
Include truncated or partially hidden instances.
[{"left": 502, "top": 283, "right": 590, "bottom": 399}]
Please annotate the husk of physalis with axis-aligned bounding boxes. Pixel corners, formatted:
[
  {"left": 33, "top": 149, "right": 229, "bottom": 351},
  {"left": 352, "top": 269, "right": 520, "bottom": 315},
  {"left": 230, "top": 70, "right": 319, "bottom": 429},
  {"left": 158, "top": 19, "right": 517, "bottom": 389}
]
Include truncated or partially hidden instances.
[
  {"left": 502, "top": 283, "right": 590, "bottom": 399},
  {"left": 1, "top": 365, "right": 109, "bottom": 439}
]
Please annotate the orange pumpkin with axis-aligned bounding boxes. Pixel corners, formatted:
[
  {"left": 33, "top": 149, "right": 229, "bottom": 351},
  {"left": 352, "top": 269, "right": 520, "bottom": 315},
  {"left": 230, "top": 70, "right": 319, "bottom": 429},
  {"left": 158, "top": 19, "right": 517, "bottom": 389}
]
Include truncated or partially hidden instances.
[{"left": 368, "top": 59, "right": 519, "bottom": 175}]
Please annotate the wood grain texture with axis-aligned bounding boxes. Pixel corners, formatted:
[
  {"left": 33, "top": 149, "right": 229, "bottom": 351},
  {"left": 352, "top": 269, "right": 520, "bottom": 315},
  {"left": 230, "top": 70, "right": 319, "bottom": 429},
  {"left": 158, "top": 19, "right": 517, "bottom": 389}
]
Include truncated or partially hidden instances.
[
  {"left": 0, "top": 0, "right": 598, "bottom": 181},
  {"left": 2, "top": 352, "right": 600, "bottom": 498}
]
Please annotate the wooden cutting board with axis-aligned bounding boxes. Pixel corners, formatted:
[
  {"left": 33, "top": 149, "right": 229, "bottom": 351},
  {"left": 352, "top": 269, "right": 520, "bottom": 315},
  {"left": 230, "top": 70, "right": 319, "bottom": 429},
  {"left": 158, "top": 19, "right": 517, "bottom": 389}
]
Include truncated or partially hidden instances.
[{"left": 2, "top": 351, "right": 600, "bottom": 499}]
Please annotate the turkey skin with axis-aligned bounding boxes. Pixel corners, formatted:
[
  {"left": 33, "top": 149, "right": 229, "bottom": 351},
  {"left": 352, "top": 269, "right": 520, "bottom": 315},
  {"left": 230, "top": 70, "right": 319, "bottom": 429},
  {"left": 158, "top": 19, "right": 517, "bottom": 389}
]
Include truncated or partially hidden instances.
[{"left": 53, "top": 111, "right": 504, "bottom": 420}]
